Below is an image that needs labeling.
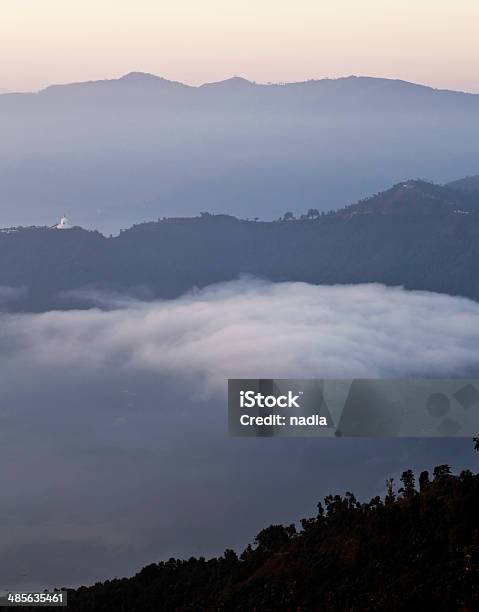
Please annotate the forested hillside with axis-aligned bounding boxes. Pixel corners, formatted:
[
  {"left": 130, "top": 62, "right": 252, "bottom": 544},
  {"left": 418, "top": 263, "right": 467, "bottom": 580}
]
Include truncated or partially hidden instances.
[
  {"left": 448, "top": 175, "right": 479, "bottom": 195},
  {"left": 1, "top": 180, "right": 479, "bottom": 312},
  {"left": 51, "top": 459, "right": 479, "bottom": 611}
]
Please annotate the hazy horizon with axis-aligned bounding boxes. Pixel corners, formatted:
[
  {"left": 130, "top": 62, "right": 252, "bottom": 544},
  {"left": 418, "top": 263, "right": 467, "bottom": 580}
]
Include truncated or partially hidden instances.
[
  {"left": 2, "top": 71, "right": 479, "bottom": 96},
  {"left": 1, "top": 0, "right": 479, "bottom": 93}
]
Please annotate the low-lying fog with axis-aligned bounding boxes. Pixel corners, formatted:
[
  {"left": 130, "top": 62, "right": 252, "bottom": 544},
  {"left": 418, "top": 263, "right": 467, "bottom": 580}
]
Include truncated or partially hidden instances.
[{"left": 0, "top": 280, "right": 478, "bottom": 589}]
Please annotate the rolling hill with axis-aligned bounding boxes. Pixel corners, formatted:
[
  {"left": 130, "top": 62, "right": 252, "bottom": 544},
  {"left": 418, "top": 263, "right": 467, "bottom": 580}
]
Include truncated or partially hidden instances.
[{"left": 1, "top": 180, "right": 479, "bottom": 312}]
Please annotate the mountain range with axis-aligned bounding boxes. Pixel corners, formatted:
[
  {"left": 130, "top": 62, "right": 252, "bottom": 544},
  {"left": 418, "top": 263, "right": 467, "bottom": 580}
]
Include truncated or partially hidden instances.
[
  {"left": 5, "top": 72, "right": 477, "bottom": 106},
  {"left": 1, "top": 73, "right": 479, "bottom": 232},
  {"left": 1, "top": 178, "right": 479, "bottom": 312}
]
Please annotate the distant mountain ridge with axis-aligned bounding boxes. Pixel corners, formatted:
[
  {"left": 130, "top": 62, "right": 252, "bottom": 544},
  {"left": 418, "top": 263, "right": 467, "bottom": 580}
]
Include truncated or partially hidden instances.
[
  {"left": 12, "top": 72, "right": 479, "bottom": 97},
  {"left": 2, "top": 72, "right": 478, "bottom": 110},
  {"left": 0, "top": 73, "right": 474, "bottom": 116},
  {"left": 1, "top": 73, "right": 479, "bottom": 232}
]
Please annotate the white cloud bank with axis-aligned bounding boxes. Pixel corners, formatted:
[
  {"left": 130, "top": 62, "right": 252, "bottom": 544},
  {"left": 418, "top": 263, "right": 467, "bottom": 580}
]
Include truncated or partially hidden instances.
[{"left": 2, "top": 280, "right": 479, "bottom": 387}]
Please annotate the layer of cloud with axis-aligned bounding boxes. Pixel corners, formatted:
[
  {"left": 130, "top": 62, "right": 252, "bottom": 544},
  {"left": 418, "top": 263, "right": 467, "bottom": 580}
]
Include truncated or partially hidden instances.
[
  {"left": 2, "top": 279, "right": 479, "bottom": 384},
  {"left": 0, "top": 280, "right": 478, "bottom": 590}
]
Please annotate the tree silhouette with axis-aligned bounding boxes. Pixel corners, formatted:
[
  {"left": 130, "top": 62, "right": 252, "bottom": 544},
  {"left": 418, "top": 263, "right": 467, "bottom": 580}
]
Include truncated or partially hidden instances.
[
  {"left": 419, "top": 470, "right": 430, "bottom": 492},
  {"left": 433, "top": 464, "right": 452, "bottom": 480},
  {"left": 254, "top": 524, "right": 296, "bottom": 552},
  {"left": 399, "top": 469, "right": 416, "bottom": 498},
  {"left": 385, "top": 477, "right": 396, "bottom": 505}
]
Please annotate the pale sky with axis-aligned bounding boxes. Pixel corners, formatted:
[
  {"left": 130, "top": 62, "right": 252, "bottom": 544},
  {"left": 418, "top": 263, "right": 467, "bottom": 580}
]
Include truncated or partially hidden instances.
[{"left": 1, "top": 0, "right": 479, "bottom": 92}]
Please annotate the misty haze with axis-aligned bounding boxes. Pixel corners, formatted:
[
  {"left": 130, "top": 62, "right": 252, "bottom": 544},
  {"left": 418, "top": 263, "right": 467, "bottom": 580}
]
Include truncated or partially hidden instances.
[
  {"left": 0, "top": 72, "right": 479, "bottom": 600},
  {"left": 1, "top": 73, "right": 479, "bottom": 232}
]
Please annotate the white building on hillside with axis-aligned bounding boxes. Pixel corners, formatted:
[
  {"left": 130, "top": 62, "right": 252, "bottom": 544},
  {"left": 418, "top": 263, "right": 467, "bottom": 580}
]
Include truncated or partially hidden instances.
[{"left": 56, "top": 216, "right": 72, "bottom": 229}]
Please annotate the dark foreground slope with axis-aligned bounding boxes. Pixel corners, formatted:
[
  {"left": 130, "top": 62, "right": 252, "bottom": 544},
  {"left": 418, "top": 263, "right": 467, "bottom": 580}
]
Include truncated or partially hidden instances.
[
  {"left": 1, "top": 180, "right": 479, "bottom": 312},
  {"left": 48, "top": 466, "right": 479, "bottom": 611}
]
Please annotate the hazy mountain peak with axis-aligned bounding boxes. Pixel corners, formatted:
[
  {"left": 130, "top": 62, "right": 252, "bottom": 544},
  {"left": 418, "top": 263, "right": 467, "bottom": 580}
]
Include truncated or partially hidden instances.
[
  {"left": 40, "top": 71, "right": 188, "bottom": 95},
  {"left": 117, "top": 71, "right": 187, "bottom": 87},
  {"left": 116, "top": 71, "right": 190, "bottom": 89},
  {"left": 201, "top": 76, "right": 255, "bottom": 88},
  {"left": 119, "top": 71, "right": 161, "bottom": 81}
]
